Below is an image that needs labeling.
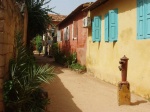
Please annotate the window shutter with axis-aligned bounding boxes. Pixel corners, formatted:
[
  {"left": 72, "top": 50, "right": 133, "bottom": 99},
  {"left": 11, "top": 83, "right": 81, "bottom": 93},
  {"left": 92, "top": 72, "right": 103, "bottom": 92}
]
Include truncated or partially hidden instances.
[
  {"left": 64, "top": 28, "right": 66, "bottom": 40},
  {"left": 105, "top": 14, "right": 109, "bottom": 42},
  {"left": 94, "top": 16, "right": 101, "bottom": 42},
  {"left": 73, "top": 21, "right": 78, "bottom": 39},
  {"left": 92, "top": 19, "right": 95, "bottom": 41},
  {"left": 66, "top": 26, "right": 69, "bottom": 40},
  {"left": 109, "top": 9, "right": 118, "bottom": 42},
  {"left": 57, "top": 30, "right": 61, "bottom": 42},
  {"left": 145, "top": 0, "right": 150, "bottom": 38},
  {"left": 137, "top": 0, "right": 144, "bottom": 39}
]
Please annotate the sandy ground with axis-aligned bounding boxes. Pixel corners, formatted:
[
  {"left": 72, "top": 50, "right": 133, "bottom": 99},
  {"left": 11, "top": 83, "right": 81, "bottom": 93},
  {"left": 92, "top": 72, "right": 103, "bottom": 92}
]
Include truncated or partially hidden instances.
[{"left": 35, "top": 54, "right": 150, "bottom": 112}]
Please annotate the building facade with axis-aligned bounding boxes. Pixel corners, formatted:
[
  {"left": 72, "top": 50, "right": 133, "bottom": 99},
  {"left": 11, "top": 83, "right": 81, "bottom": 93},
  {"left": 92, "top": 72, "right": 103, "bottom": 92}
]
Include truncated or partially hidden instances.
[
  {"left": 58, "top": 2, "right": 92, "bottom": 65},
  {"left": 85, "top": 0, "right": 150, "bottom": 99}
]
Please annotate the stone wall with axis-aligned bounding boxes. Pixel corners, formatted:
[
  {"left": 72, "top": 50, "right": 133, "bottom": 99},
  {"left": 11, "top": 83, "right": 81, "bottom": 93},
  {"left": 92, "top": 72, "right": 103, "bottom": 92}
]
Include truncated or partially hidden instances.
[{"left": 0, "top": 0, "right": 27, "bottom": 111}]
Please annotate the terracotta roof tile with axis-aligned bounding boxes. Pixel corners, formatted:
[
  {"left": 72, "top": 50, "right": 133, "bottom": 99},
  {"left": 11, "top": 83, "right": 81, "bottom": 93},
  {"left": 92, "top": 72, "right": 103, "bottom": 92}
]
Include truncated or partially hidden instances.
[
  {"left": 48, "top": 13, "right": 67, "bottom": 22},
  {"left": 57, "top": 2, "right": 93, "bottom": 26}
]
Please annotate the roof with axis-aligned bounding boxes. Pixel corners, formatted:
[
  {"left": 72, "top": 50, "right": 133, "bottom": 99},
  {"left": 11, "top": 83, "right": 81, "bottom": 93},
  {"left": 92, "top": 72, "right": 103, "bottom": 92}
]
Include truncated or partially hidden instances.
[
  {"left": 48, "top": 13, "right": 67, "bottom": 22},
  {"left": 83, "top": 0, "right": 109, "bottom": 11},
  {"left": 58, "top": 2, "right": 93, "bottom": 26}
]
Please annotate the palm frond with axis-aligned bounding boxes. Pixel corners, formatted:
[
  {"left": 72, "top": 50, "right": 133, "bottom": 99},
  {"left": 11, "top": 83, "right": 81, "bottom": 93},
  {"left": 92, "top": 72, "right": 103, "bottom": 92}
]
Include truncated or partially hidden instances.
[{"left": 4, "top": 32, "right": 55, "bottom": 112}]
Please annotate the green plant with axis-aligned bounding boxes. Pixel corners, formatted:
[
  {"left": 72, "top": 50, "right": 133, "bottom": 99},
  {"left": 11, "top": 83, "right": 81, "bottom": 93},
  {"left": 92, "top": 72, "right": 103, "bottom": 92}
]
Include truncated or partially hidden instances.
[
  {"left": 32, "top": 34, "right": 42, "bottom": 50},
  {"left": 25, "top": 0, "right": 55, "bottom": 45},
  {"left": 51, "top": 43, "right": 59, "bottom": 56},
  {"left": 66, "top": 52, "right": 86, "bottom": 72},
  {"left": 3, "top": 32, "right": 55, "bottom": 112},
  {"left": 69, "top": 63, "right": 86, "bottom": 71},
  {"left": 51, "top": 44, "right": 86, "bottom": 72},
  {"left": 32, "top": 35, "right": 43, "bottom": 54},
  {"left": 52, "top": 43, "right": 67, "bottom": 65},
  {"left": 66, "top": 52, "right": 77, "bottom": 66},
  {"left": 55, "top": 51, "right": 67, "bottom": 65}
]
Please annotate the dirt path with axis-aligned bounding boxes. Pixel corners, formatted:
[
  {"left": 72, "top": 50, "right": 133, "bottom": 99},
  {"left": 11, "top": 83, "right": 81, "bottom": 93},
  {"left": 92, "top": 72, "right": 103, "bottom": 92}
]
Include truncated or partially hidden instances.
[{"left": 35, "top": 54, "right": 150, "bottom": 112}]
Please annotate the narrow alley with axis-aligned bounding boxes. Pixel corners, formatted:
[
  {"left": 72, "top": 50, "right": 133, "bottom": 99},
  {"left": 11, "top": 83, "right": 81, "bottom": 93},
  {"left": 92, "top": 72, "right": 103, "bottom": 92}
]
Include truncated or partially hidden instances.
[{"left": 35, "top": 54, "right": 150, "bottom": 112}]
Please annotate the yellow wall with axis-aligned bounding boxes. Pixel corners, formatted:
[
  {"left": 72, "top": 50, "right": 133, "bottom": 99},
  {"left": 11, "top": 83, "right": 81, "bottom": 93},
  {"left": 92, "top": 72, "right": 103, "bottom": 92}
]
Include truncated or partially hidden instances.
[{"left": 86, "top": 0, "right": 150, "bottom": 99}]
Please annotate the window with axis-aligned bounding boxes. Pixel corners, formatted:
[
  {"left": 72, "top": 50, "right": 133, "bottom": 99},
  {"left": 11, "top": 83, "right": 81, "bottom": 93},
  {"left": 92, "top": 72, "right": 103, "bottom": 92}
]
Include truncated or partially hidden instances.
[
  {"left": 73, "top": 21, "right": 78, "bottom": 39},
  {"left": 105, "top": 9, "right": 118, "bottom": 42},
  {"left": 64, "top": 26, "right": 69, "bottom": 40},
  {"left": 92, "top": 16, "right": 101, "bottom": 42},
  {"left": 57, "top": 30, "right": 61, "bottom": 42},
  {"left": 137, "top": 0, "right": 150, "bottom": 39}
]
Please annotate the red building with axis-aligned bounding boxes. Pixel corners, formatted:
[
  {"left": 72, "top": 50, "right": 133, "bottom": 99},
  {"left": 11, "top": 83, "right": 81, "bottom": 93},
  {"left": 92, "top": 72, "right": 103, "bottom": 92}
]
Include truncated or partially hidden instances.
[{"left": 57, "top": 2, "right": 92, "bottom": 65}]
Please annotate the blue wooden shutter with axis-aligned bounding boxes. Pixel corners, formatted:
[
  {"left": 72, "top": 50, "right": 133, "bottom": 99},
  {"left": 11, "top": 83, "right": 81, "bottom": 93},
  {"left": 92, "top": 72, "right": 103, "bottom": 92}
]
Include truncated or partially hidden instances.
[
  {"left": 92, "top": 19, "right": 95, "bottom": 41},
  {"left": 145, "top": 0, "right": 150, "bottom": 38},
  {"left": 105, "top": 14, "right": 109, "bottom": 42},
  {"left": 109, "top": 9, "right": 118, "bottom": 42},
  {"left": 94, "top": 16, "right": 101, "bottom": 42},
  {"left": 137, "top": 0, "right": 144, "bottom": 39}
]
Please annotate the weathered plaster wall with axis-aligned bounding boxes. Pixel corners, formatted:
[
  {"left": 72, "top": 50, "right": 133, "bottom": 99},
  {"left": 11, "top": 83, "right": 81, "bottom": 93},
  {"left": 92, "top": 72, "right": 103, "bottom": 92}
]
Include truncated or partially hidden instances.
[
  {"left": 86, "top": 0, "right": 150, "bottom": 99},
  {"left": 0, "top": 0, "right": 27, "bottom": 111}
]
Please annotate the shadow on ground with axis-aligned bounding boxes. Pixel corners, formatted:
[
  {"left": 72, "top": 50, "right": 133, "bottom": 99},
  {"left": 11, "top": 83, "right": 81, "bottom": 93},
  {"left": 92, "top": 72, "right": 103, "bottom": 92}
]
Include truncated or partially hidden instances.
[
  {"left": 35, "top": 54, "right": 82, "bottom": 112},
  {"left": 131, "top": 100, "right": 147, "bottom": 106},
  {"left": 43, "top": 76, "right": 82, "bottom": 112}
]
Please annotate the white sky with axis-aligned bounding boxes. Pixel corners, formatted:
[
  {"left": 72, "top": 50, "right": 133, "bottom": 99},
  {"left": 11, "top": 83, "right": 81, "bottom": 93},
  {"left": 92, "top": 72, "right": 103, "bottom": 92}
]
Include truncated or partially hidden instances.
[{"left": 47, "top": 0, "right": 96, "bottom": 15}]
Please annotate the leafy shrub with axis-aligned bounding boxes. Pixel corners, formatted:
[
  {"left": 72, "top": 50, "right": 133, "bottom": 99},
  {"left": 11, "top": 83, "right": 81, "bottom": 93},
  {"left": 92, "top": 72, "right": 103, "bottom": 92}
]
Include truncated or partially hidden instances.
[
  {"left": 32, "top": 34, "right": 43, "bottom": 50},
  {"left": 51, "top": 43, "right": 87, "bottom": 72},
  {"left": 52, "top": 43, "right": 67, "bottom": 65},
  {"left": 51, "top": 43, "right": 59, "bottom": 56},
  {"left": 66, "top": 53, "right": 86, "bottom": 72},
  {"left": 66, "top": 52, "right": 77, "bottom": 66},
  {"left": 69, "top": 63, "right": 86, "bottom": 71},
  {"left": 55, "top": 51, "right": 67, "bottom": 65},
  {"left": 3, "top": 32, "right": 55, "bottom": 112}
]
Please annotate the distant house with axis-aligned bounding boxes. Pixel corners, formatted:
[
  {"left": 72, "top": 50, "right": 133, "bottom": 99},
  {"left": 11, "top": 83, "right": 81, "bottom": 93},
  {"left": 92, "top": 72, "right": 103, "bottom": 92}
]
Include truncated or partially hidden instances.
[
  {"left": 57, "top": 2, "right": 93, "bottom": 65},
  {"left": 47, "top": 14, "right": 66, "bottom": 42},
  {"left": 84, "top": 0, "right": 150, "bottom": 98}
]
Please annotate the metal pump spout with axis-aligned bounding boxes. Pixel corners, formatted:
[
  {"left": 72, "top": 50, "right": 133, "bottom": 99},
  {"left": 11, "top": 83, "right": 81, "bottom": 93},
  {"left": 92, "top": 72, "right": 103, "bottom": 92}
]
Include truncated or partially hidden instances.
[
  {"left": 118, "top": 60, "right": 125, "bottom": 71},
  {"left": 118, "top": 66, "right": 122, "bottom": 71}
]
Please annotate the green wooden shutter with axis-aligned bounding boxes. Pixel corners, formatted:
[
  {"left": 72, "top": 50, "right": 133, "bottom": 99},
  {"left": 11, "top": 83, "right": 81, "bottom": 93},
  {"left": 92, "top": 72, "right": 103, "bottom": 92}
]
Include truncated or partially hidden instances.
[
  {"left": 94, "top": 16, "right": 101, "bottom": 42},
  {"left": 137, "top": 0, "right": 144, "bottom": 39},
  {"left": 105, "top": 13, "right": 109, "bottom": 42},
  {"left": 145, "top": 0, "right": 150, "bottom": 38},
  {"left": 109, "top": 9, "right": 118, "bottom": 42},
  {"left": 92, "top": 19, "right": 95, "bottom": 41}
]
